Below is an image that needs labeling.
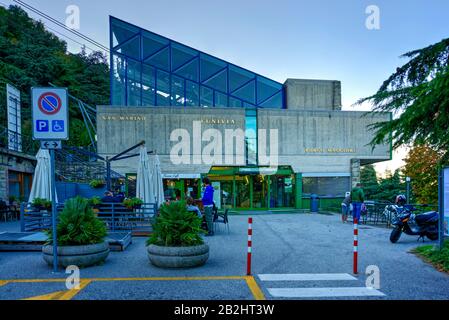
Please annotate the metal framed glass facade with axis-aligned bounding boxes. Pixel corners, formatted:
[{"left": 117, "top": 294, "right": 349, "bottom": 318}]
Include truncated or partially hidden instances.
[{"left": 110, "top": 16, "right": 285, "bottom": 109}]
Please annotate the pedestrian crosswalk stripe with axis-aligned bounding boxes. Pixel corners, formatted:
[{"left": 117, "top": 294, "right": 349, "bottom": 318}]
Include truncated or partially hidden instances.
[
  {"left": 267, "top": 287, "right": 385, "bottom": 298},
  {"left": 258, "top": 273, "right": 357, "bottom": 281}
]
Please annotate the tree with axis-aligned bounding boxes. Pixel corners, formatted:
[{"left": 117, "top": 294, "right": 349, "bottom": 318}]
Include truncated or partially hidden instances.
[
  {"left": 403, "top": 144, "right": 442, "bottom": 204},
  {"left": 357, "top": 38, "right": 449, "bottom": 163},
  {"left": 0, "top": 5, "right": 109, "bottom": 147},
  {"left": 373, "top": 169, "right": 405, "bottom": 203},
  {"left": 360, "top": 164, "right": 379, "bottom": 200}
]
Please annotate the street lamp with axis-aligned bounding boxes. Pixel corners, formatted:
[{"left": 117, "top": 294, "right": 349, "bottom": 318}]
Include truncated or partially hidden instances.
[{"left": 406, "top": 176, "right": 411, "bottom": 204}]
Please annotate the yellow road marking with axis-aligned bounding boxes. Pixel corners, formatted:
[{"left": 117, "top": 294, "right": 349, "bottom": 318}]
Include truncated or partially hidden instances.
[
  {"left": 89, "top": 276, "right": 245, "bottom": 282},
  {"left": 22, "top": 280, "right": 92, "bottom": 301},
  {"left": 23, "top": 291, "right": 67, "bottom": 300},
  {"left": 244, "top": 276, "right": 266, "bottom": 300},
  {"left": 5, "top": 276, "right": 244, "bottom": 283},
  {"left": 2, "top": 276, "right": 265, "bottom": 300},
  {"left": 58, "top": 279, "right": 92, "bottom": 300}
]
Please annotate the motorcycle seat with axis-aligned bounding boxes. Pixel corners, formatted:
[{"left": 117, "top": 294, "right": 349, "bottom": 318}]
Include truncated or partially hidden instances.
[{"left": 415, "top": 211, "right": 439, "bottom": 224}]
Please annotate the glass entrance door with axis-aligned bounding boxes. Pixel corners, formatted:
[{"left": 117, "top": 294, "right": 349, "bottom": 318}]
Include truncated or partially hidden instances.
[
  {"left": 270, "top": 175, "right": 295, "bottom": 208},
  {"left": 252, "top": 175, "right": 268, "bottom": 208}
]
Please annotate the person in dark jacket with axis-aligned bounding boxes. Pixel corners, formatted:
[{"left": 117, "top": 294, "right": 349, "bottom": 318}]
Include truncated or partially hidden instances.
[
  {"left": 202, "top": 177, "right": 215, "bottom": 236},
  {"left": 101, "top": 191, "right": 116, "bottom": 203}
]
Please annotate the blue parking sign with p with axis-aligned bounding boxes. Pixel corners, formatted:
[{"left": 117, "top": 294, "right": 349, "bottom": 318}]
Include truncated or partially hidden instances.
[{"left": 36, "top": 120, "right": 49, "bottom": 132}]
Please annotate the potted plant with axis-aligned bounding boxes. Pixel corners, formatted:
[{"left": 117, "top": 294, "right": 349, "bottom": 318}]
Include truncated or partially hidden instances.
[
  {"left": 8, "top": 195, "right": 17, "bottom": 205},
  {"left": 89, "top": 179, "right": 106, "bottom": 189},
  {"left": 42, "top": 197, "right": 109, "bottom": 268},
  {"left": 123, "top": 197, "right": 143, "bottom": 210},
  {"left": 88, "top": 196, "right": 102, "bottom": 211},
  {"left": 32, "top": 198, "right": 52, "bottom": 211},
  {"left": 147, "top": 201, "right": 209, "bottom": 268}
]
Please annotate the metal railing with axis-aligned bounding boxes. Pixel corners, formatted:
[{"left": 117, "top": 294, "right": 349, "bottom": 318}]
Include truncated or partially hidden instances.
[
  {"left": 20, "top": 202, "right": 158, "bottom": 234},
  {"left": 349, "top": 201, "right": 439, "bottom": 228},
  {"left": 20, "top": 203, "right": 65, "bottom": 232},
  {"left": 95, "top": 202, "right": 158, "bottom": 234},
  {"left": 0, "top": 126, "right": 40, "bottom": 156}
]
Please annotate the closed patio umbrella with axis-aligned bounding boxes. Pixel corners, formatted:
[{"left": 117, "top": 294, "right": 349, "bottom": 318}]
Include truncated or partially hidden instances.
[
  {"left": 28, "top": 149, "right": 58, "bottom": 203},
  {"left": 136, "top": 146, "right": 154, "bottom": 205},
  {"left": 150, "top": 154, "right": 164, "bottom": 207}
]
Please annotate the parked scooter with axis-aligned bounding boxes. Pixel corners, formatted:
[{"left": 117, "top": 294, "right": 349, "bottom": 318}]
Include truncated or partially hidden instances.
[{"left": 389, "top": 195, "right": 439, "bottom": 243}]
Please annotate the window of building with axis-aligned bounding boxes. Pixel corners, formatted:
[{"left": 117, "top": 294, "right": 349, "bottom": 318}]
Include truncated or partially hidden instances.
[
  {"left": 302, "top": 177, "right": 351, "bottom": 197},
  {"left": 8, "top": 171, "right": 32, "bottom": 201},
  {"left": 245, "top": 109, "right": 258, "bottom": 165},
  {"left": 110, "top": 16, "right": 285, "bottom": 109}
]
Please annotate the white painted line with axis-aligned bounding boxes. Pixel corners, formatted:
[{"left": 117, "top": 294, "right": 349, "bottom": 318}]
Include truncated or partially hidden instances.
[
  {"left": 258, "top": 273, "right": 357, "bottom": 281},
  {"left": 268, "top": 287, "right": 385, "bottom": 298}
]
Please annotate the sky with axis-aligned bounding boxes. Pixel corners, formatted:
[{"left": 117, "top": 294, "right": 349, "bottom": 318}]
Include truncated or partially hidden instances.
[{"left": 3, "top": 0, "right": 448, "bottom": 175}]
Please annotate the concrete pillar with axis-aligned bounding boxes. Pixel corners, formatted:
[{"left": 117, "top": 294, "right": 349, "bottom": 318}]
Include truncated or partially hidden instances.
[
  {"left": 295, "top": 173, "right": 303, "bottom": 209},
  {"left": 350, "top": 159, "right": 361, "bottom": 188},
  {"left": 0, "top": 166, "right": 7, "bottom": 201}
]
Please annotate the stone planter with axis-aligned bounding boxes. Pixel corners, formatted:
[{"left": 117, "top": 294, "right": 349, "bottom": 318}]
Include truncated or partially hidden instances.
[
  {"left": 147, "top": 244, "right": 209, "bottom": 268},
  {"left": 42, "top": 242, "right": 110, "bottom": 268}
]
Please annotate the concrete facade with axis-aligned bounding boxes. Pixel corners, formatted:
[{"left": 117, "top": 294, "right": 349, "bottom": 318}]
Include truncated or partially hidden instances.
[
  {"left": 96, "top": 107, "right": 390, "bottom": 178},
  {"left": 96, "top": 78, "right": 391, "bottom": 201},
  {"left": 284, "top": 79, "right": 342, "bottom": 111}
]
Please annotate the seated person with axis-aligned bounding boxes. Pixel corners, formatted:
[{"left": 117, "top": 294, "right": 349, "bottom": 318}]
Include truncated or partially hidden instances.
[
  {"left": 101, "top": 191, "right": 118, "bottom": 203},
  {"left": 114, "top": 191, "right": 125, "bottom": 203},
  {"left": 186, "top": 197, "right": 202, "bottom": 218}
]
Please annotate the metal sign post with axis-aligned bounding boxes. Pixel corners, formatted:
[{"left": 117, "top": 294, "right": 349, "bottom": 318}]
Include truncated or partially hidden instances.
[
  {"left": 50, "top": 149, "right": 58, "bottom": 272},
  {"left": 439, "top": 167, "right": 449, "bottom": 250},
  {"left": 32, "top": 87, "right": 69, "bottom": 272}
]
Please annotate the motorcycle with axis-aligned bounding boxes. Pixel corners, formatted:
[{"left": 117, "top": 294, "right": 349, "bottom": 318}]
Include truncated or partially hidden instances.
[
  {"left": 383, "top": 204, "right": 400, "bottom": 223},
  {"left": 389, "top": 205, "right": 439, "bottom": 243}
]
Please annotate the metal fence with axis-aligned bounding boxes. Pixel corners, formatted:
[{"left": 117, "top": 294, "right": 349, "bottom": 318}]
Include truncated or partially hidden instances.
[
  {"left": 348, "top": 201, "right": 439, "bottom": 228},
  {"left": 20, "top": 202, "right": 158, "bottom": 235},
  {"left": 95, "top": 202, "right": 157, "bottom": 235}
]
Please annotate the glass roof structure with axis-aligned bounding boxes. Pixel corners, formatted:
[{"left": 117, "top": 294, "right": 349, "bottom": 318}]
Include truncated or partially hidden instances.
[{"left": 110, "top": 16, "right": 285, "bottom": 108}]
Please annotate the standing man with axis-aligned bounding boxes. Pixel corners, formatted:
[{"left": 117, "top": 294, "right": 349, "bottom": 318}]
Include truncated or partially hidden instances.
[
  {"left": 202, "top": 177, "right": 215, "bottom": 236},
  {"left": 351, "top": 183, "right": 365, "bottom": 222},
  {"left": 341, "top": 192, "right": 351, "bottom": 223}
]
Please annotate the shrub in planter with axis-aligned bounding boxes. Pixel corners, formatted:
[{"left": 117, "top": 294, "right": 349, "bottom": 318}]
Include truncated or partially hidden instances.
[
  {"left": 147, "top": 201, "right": 209, "bottom": 268},
  {"left": 42, "top": 197, "right": 109, "bottom": 268},
  {"left": 32, "top": 198, "right": 52, "bottom": 211},
  {"left": 123, "top": 197, "right": 143, "bottom": 210},
  {"left": 88, "top": 196, "right": 102, "bottom": 210},
  {"left": 89, "top": 179, "right": 106, "bottom": 189}
]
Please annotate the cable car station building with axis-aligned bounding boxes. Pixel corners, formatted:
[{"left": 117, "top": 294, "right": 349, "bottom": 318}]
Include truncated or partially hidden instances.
[{"left": 97, "top": 17, "right": 392, "bottom": 210}]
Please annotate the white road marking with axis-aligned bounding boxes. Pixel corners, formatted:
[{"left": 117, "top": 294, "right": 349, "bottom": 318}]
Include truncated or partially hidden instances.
[
  {"left": 268, "top": 287, "right": 385, "bottom": 298},
  {"left": 258, "top": 273, "right": 357, "bottom": 281}
]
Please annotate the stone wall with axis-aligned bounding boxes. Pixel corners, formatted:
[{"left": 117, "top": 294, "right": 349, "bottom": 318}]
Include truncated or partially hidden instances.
[
  {"left": 0, "top": 148, "right": 36, "bottom": 202},
  {"left": 350, "top": 159, "right": 361, "bottom": 188}
]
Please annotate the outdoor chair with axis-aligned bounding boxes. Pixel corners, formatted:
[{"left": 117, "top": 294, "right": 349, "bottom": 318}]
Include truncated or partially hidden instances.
[
  {"left": 0, "top": 201, "right": 11, "bottom": 222},
  {"left": 213, "top": 209, "right": 230, "bottom": 234}
]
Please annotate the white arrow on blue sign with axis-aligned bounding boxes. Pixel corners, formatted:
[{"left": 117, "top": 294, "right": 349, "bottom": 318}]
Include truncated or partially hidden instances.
[
  {"left": 32, "top": 87, "right": 69, "bottom": 141},
  {"left": 40, "top": 140, "right": 62, "bottom": 150}
]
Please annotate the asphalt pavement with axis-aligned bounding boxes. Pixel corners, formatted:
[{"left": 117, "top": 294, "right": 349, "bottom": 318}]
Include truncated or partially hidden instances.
[{"left": 0, "top": 213, "right": 448, "bottom": 300}]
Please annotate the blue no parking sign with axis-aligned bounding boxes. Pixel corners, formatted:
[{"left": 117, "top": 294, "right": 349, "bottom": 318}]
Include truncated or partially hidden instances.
[{"left": 32, "top": 88, "right": 69, "bottom": 141}]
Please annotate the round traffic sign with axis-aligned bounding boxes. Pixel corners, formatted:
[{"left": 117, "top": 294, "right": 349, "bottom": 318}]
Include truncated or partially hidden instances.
[{"left": 38, "top": 92, "right": 62, "bottom": 115}]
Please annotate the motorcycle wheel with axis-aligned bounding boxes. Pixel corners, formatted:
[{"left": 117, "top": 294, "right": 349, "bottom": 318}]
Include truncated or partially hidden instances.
[
  {"left": 426, "top": 233, "right": 439, "bottom": 241},
  {"left": 390, "top": 227, "right": 402, "bottom": 243}
]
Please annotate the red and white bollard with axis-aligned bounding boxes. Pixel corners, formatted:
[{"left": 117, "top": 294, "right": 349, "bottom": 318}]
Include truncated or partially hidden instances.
[
  {"left": 353, "top": 217, "right": 358, "bottom": 274},
  {"left": 247, "top": 217, "right": 253, "bottom": 276}
]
